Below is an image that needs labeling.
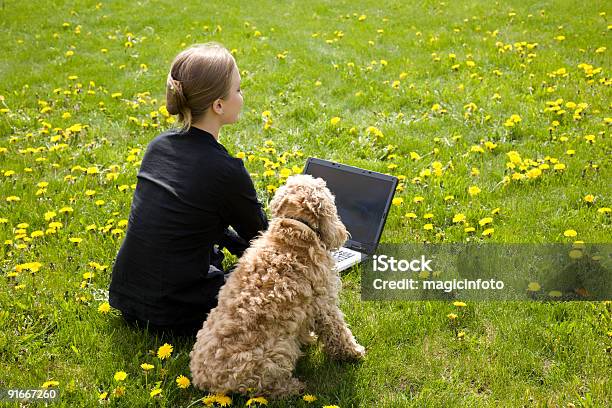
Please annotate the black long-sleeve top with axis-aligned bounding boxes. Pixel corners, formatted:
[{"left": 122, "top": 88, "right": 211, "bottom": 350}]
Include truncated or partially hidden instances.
[{"left": 109, "top": 126, "right": 268, "bottom": 326}]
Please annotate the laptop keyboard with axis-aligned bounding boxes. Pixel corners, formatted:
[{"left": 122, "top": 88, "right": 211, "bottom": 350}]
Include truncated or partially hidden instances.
[{"left": 332, "top": 248, "right": 355, "bottom": 262}]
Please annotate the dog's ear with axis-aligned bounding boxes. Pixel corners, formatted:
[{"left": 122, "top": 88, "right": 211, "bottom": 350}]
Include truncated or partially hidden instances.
[
  {"left": 317, "top": 203, "right": 349, "bottom": 250},
  {"left": 298, "top": 176, "right": 333, "bottom": 219},
  {"left": 302, "top": 179, "right": 349, "bottom": 250}
]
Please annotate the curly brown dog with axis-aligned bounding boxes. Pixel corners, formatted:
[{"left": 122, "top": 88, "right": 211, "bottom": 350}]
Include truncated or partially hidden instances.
[{"left": 189, "top": 174, "right": 365, "bottom": 398}]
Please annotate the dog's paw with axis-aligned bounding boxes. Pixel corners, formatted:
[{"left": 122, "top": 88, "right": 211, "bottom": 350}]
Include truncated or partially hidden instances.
[
  {"left": 299, "top": 331, "right": 318, "bottom": 346},
  {"left": 269, "top": 378, "right": 305, "bottom": 398},
  {"left": 327, "top": 343, "right": 366, "bottom": 361},
  {"left": 288, "top": 378, "right": 306, "bottom": 395},
  {"left": 347, "top": 343, "right": 366, "bottom": 359}
]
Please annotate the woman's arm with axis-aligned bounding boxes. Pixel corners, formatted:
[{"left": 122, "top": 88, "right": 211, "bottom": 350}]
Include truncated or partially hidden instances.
[{"left": 220, "top": 159, "right": 269, "bottom": 243}]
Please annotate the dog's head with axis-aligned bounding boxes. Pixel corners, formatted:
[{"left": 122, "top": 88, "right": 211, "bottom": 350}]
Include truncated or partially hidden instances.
[{"left": 269, "top": 174, "right": 349, "bottom": 251}]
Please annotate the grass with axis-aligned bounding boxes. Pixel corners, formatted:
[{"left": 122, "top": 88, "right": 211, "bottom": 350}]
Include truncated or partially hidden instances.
[{"left": 0, "top": 0, "right": 611, "bottom": 406}]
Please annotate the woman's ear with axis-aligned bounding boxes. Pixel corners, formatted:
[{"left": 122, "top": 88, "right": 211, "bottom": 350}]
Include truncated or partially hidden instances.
[{"left": 212, "top": 98, "right": 224, "bottom": 115}]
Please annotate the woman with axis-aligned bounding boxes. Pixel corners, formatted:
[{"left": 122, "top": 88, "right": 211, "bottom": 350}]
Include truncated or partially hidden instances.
[{"left": 109, "top": 43, "right": 268, "bottom": 337}]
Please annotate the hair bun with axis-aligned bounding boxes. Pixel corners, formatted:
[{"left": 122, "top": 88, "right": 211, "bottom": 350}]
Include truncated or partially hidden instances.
[{"left": 165, "top": 72, "right": 186, "bottom": 115}]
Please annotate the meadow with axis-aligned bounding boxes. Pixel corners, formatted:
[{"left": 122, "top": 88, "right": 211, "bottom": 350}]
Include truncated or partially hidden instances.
[{"left": 0, "top": 0, "right": 611, "bottom": 406}]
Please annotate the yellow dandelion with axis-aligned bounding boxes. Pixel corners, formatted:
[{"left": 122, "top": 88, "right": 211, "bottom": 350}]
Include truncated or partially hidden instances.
[
  {"left": 447, "top": 313, "right": 458, "bottom": 320},
  {"left": 157, "top": 343, "right": 173, "bottom": 360},
  {"left": 392, "top": 197, "right": 404, "bottom": 206},
  {"left": 527, "top": 282, "right": 541, "bottom": 292},
  {"left": 303, "top": 394, "right": 317, "bottom": 403},
  {"left": 452, "top": 213, "right": 466, "bottom": 223},
  {"left": 150, "top": 388, "right": 162, "bottom": 397},
  {"left": 141, "top": 363, "right": 154, "bottom": 371},
  {"left": 279, "top": 168, "right": 292, "bottom": 178},
  {"left": 563, "top": 229, "right": 577, "bottom": 237},
  {"left": 214, "top": 394, "right": 232, "bottom": 406},
  {"left": 176, "top": 375, "right": 190, "bottom": 389},
  {"left": 478, "top": 217, "right": 493, "bottom": 226},
  {"left": 482, "top": 228, "right": 494, "bottom": 237},
  {"left": 98, "top": 302, "right": 110, "bottom": 314},
  {"left": 41, "top": 380, "right": 60, "bottom": 388},
  {"left": 453, "top": 301, "right": 467, "bottom": 307},
  {"left": 246, "top": 396, "right": 269, "bottom": 406},
  {"left": 468, "top": 185, "right": 481, "bottom": 196},
  {"left": 114, "top": 371, "right": 127, "bottom": 381}
]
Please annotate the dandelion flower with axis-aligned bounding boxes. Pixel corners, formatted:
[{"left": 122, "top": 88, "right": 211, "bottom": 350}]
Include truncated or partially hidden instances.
[
  {"left": 150, "top": 388, "right": 162, "bottom": 397},
  {"left": 527, "top": 282, "right": 541, "bottom": 292},
  {"left": 114, "top": 371, "right": 127, "bottom": 381},
  {"left": 205, "top": 394, "right": 232, "bottom": 407},
  {"left": 176, "top": 375, "right": 190, "bottom": 389},
  {"left": 98, "top": 302, "right": 110, "bottom": 314},
  {"left": 246, "top": 396, "right": 269, "bottom": 406},
  {"left": 157, "top": 343, "right": 173, "bottom": 360},
  {"left": 452, "top": 213, "right": 466, "bottom": 223},
  {"left": 447, "top": 313, "right": 458, "bottom": 320},
  {"left": 468, "top": 186, "right": 481, "bottom": 196},
  {"left": 478, "top": 217, "right": 493, "bottom": 226},
  {"left": 303, "top": 394, "right": 317, "bottom": 403},
  {"left": 41, "top": 380, "right": 60, "bottom": 388},
  {"left": 563, "top": 229, "right": 577, "bottom": 237},
  {"left": 141, "top": 363, "right": 154, "bottom": 371},
  {"left": 453, "top": 301, "right": 467, "bottom": 307}
]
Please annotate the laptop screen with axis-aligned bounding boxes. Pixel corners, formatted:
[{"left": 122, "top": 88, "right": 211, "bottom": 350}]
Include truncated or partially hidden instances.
[{"left": 303, "top": 158, "right": 398, "bottom": 254}]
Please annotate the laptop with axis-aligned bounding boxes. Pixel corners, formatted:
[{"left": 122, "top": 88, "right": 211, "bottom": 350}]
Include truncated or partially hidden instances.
[{"left": 303, "top": 157, "right": 398, "bottom": 272}]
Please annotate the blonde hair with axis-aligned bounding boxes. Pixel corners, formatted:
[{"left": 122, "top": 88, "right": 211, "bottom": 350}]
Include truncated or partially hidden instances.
[{"left": 165, "top": 42, "right": 237, "bottom": 131}]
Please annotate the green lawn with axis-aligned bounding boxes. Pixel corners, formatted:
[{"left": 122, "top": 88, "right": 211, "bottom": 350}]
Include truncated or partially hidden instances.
[{"left": 0, "top": 0, "right": 610, "bottom": 406}]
